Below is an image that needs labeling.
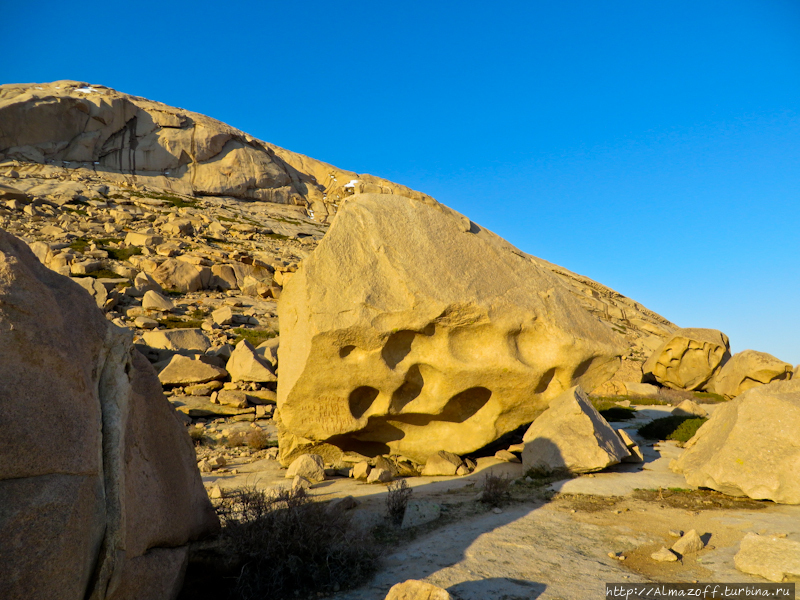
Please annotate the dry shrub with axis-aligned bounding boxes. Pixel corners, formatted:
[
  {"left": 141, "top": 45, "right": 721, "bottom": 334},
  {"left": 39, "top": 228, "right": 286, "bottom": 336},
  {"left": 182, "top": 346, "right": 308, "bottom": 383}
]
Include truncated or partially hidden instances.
[
  {"left": 226, "top": 432, "right": 247, "bottom": 448},
  {"left": 480, "top": 473, "right": 511, "bottom": 507},
  {"left": 188, "top": 425, "right": 205, "bottom": 446},
  {"left": 246, "top": 429, "right": 269, "bottom": 450},
  {"left": 386, "top": 479, "right": 412, "bottom": 526},
  {"left": 216, "top": 486, "right": 381, "bottom": 599}
]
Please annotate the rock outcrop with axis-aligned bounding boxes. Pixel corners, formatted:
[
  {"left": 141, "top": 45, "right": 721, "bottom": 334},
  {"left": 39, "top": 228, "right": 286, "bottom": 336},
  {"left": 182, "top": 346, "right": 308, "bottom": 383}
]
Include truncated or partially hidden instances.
[
  {"left": 707, "top": 349, "right": 793, "bottom": 399},
  {"left": 643, "top": 328, "right": 730, "bottom": 390},
  {"left": 0, "top": 229, "right": 219, "bottom": 600},
  {"left": 0, "top": 81, "right": 432, "bottom": 223},
  {"left": 671, "top": 379, "right": 800, "bottom": 504},
  {"left": 521, "top": 386, "right": 631, "bottom": 474},
  {"left": 277, "top": 193, "right": 629, "bottom": 464}
]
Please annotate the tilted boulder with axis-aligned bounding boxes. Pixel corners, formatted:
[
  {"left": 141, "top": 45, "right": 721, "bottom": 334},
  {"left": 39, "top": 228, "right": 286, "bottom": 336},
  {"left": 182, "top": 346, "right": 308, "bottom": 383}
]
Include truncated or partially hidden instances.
[
  {"left": 706, "top": 349, "right": 793, "bottom": 399},
  {"left": 643, "top": 328, "right": 730, "bottom": 390},
  {"left": 0, "top": 229, "right": 218, "bottom": 600},
  {"left": 277, "top": 194, "right": 625, "bottom": 464},
  {"left": 521, "top": 386, "right": 630, "bottom": 474},
  {"left": 671, "top": 379, "right": 800, "bottom": 504}
]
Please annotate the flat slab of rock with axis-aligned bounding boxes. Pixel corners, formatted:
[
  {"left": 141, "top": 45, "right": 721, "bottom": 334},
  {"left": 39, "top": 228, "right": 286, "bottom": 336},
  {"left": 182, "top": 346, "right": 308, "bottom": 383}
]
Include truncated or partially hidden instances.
[
  {"left": 643, "top": 328, "right": 730, "bottom": 390},
  {"left": 158, "top": 355, "right": 227, "bottom": 385},
  {"left": 169, "top": 396, "right": 254, "bottom": 418},
  {"left": 522, "top": 386, "right": 630, "bottom": 474},
  {"left": 671, "top": 379, "right": 800, "bottom": 504},
  {"left": 734, "top": 533, "right": 800, "bottom": 582},
  {"left": 142, "top": 328, "right": 211, "bottom": 353}
]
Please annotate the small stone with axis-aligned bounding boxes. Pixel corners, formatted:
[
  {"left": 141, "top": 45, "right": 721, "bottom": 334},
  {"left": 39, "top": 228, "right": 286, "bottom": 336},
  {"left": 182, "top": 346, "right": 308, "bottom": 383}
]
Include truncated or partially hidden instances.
[
  {"left": 492, "top": 507, "right": 503, "bottom": 514},
  {"left": 352, "top": 461, "right": 371, "bottom": 480},
  {"left": 494, "top": 449, "right": 521, "bottom": 463},
  {"left": 285, "top": 454, "right": 325, "bottom": 483},
  {"left": 366, "top": 467, "right": 394, "bottom": 484},
  {"left": 292, "top": 475, "right": 311, "bottom": 491},
  {"left": 669, "top": 529, "right": 684, "bottom": 538},
  {"left": 672, "top": 529, "right": 705, "bottom": 555},
  {"left": 651, "top": 547, "right": 678, "bottom": 562},
  {"left": 209, "top": 484, "right": 223, "bottom": 499}
]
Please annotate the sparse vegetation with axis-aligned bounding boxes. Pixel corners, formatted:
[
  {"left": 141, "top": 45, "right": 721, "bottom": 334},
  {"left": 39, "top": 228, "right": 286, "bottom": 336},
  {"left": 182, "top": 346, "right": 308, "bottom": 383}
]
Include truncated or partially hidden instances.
[
  {"left": 386, "top": 479, "right": 412, "bottom": 526},
  {"left": 479, "top": 473, "right": 511, "bottom": 508},
  {"left": 188, "top": 425, "right": 206, "bottom": 446},
  {"left": 164, "top": 289, "right": 185, "bottom": 297},
  {"left": 246, "top": 429, "right": 271, "bottom": 450},
  {"left": 157, "top": 316, "right": 204, "bottom": 329},
  {"left": 632, "top": 487, "right": 766, "bottom": 510},
  {"left": 105, "top": 245, "right": 142, "bottom": 261},
  {"left": 637, "top": 416, "right": 707, "bottom": 443},
  {"left": 82, "top": 269, "right": 126, "bottom": 279},
  {"left": 232, "top": 328, "right": 276, "bottom": 347},
  {"left": 69, "top": 238, "right": 90, "bottom": 252},
  {"left": 226, "top": 432, "right": 248, "bottom": 448},
  {"left": 205, "top": 487, "right": 381, "bottom": 600}
]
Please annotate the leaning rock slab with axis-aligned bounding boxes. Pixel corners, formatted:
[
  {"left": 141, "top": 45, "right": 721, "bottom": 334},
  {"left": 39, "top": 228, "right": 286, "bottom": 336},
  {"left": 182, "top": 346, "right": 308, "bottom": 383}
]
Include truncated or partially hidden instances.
[
  {"left": 0, "top": 228, "right": 218, "bottom": 600},
  {"left": 707, "top": 349, "right": 793, "bottom": 399},
  {"left": 643, "top": 328, "right": 730, "bottom": 390},
  {"left": 671, "top": 379, "right": 800, "bottom": 504},
  {"left": 157, "top": 355, "right": 227, "bottom": 385},
  {"left": 226, "top": 339, "right": 277, "bottom": 382},
  {"left": 734, "top": 533, "right": 800, "bottom": 582},
  {"left": 522, "top": 386, "right": 630, "bottom": 474},
  {"left": 277, "top": 194, "right": 625, "bottom": 464}
]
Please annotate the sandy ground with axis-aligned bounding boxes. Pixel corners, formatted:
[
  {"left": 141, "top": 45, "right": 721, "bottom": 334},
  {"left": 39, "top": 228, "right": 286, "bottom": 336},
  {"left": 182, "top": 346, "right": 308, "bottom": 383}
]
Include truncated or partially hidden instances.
[{"left": 201, "top": 403, "right": 800, "bottom": 599}]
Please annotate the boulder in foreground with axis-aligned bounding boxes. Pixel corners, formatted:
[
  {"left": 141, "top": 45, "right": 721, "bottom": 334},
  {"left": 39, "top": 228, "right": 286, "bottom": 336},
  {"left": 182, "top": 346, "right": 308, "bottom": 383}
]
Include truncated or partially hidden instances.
[
  {"left": 671, "top": 379, "right": 800, "bottom": 504},
  {"left": 0, "top": 229, "right": 218, "bottom": 600},
  {"left": 277, "top": 194, "right": 625, "bottom": 464},
  {"left": 734, "top": 533, "right": 800, "bottom": 582},
  {"left": 521, "top": 386, "right": 630, "bottom": 474}
]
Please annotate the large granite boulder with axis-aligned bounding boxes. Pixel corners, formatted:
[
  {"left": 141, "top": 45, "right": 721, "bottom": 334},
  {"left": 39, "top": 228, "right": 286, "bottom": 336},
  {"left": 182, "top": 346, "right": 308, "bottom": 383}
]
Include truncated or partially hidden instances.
[
  {"left": 671, "top": 379, "right": 800, "bottom": 504},
  {"left": 277, "top": 194, "right": 626, "bottom": 464},
  {"left": 643, "top": 328, "right": 730, "bottom": 390},
  {"left": 521, "top": 386, "right": 631, "bottom": 474},
  {"left": 706, "top": 350, "right": 793, "bottom": 399},
  {"left": 0, "top": 229, "right": 219, "bottom": 600}
]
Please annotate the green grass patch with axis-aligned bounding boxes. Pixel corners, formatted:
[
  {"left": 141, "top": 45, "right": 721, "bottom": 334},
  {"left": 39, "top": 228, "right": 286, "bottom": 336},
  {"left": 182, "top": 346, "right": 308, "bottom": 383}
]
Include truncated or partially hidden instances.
[
  {"left": 638, "top": 416, "right": 707, "bottom": 443},
  {"left": 164, "top": 289, "right": 185, "bottom": 297},
  {"left": 105, "top": 245, "right": 142, "bottom": 261},
  {"left": 264, "top": 232, "right": 289, "bottom": 240},
  {"left": 69, "top": 238, "right": 90, "bottom": 252},
  {"left": 590, "top": 398, "right": 638, "bottom": 421},
  {"left": 232, "top": 328, "right": 276, "bottom": 347},
  {"left": 83, "top": 269, "right": 126, "bottom": 280},
  {"left": 692, "top": 391, "right": 727, "bottom": 403},
  {"left": 157, "top": 316, "right": 203, "bottom": 329}
]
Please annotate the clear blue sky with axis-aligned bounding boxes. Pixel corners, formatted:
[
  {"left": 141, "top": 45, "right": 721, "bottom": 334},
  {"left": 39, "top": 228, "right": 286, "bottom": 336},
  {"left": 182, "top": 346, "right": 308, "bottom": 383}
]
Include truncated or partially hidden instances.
[{"left": 3, "top": 1, "right": 799, "bottom": 364}]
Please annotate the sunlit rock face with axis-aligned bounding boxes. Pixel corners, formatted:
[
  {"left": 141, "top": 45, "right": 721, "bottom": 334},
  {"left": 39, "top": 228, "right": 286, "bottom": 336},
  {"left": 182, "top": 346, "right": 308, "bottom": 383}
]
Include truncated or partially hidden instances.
[
  {"left": 277, "top": 193, "right": 626, "bottom": 464},
  {"left": 643, "top": 328, "right": 731, "bottom": 390}
]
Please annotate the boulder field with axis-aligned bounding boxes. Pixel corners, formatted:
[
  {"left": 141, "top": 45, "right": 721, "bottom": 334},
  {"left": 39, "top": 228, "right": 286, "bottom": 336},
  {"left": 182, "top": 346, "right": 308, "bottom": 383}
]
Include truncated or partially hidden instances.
[{"left": 0, "top": 229, "right": 219, "bottom": 600}]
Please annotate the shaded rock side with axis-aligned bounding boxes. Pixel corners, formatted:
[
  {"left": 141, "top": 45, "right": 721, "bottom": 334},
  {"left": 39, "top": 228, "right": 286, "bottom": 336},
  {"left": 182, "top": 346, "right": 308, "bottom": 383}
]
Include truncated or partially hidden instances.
[
  {"left": 643, "top": 328, "right": 731, "bottom": 390},
  {"left": 0, "top": 228, "right": 218, "bottom": 600},
  {"left": 706, "top": 349, "right": 793, "bottom": 399},
  {"left": 671, "top": 379, "right": 800, "bottom": 504},
  {"left": 0, "top": 81, "right": 433, "bottom": 223},
  {"left": 277, "top": 194, "right": 626, "bottom": 464},
  {"left": 521, "top": 386, "right": 631, "bottom": 474}
]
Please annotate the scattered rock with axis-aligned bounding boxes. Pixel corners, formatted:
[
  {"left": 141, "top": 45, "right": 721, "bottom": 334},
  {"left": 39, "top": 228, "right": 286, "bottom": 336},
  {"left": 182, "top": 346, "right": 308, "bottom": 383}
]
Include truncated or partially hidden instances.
[
  {"left": 352, "top": 461, "right": 372, "bottom": 480},
  {"left": 142, "top": 290, "right": 175, "bottom": 312},
  {"left": 494, "top": 449, "right": 521, "bottom": 463},
  {"left": 285, "top": 454, "right": 325, "bottom": 483},
  {"left": 651, "top": 547, "right": 678, "bottom": 562},
  {"left": 158, "top": 355, "right": 228, "bottom": 385},
  {"left": 142, "top": 328, "right": 211, "bottom": 353},
  {"left": 734, "top": 533, "right": 800, "bottom": 582},
  {"left": 521, "top": 386, "right": 630, "bottom": 474},
  {"left": 227, "top": 339, "right": 277, "bottom": 382},
  {"left": 421, "top": 451, "right": 464, "bottom": 477},
  {"left": 292, "top": 475, "right": 311, "bottom": 491},
  {"left": 671, "top": 529, "right": 705, "bottom": 555},
  {"left": 367, "top": 467, "right": 395, "bottom": 484}
]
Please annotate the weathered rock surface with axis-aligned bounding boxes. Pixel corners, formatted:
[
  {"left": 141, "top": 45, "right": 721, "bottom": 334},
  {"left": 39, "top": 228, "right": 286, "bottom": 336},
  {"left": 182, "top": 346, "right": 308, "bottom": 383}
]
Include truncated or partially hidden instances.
[
  {"left": 643, "top": 328, "right": 730, "bottom": 390},
  {"left": 521, "top": 386, "right": 630, "bottom": 474},
  {"left": 277, "top": 194, "right": 629, "bottom": 464},
  {"left": 671, "top": 379, "right": 800, "bottom": 504},
  {"left": 0, "top": 81, "right": 432, "bottom": 223},
  {"left": 734, "top": 533, "right": 800, "bottom": 582},
  {"left": 226, "top": 339, "right": 277, "bottom": 382},
  {"left": 384, "top": 579, "right": 452, "bottom": 600},
  {"left": 0, "top": 229, "right": 218, "bottom": 600},
  {"left": 707, "top": 349, "right": 793, "bottom": 399},
  {"left": 285, "top": 454, "right": 325, "bottom": 483}
]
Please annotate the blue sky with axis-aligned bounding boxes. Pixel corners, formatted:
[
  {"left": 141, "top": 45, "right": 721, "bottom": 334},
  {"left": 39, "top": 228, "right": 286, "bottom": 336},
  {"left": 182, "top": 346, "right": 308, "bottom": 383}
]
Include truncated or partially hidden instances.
[{"left": 3, "top": 1, "right": 799, "bottom": 364}]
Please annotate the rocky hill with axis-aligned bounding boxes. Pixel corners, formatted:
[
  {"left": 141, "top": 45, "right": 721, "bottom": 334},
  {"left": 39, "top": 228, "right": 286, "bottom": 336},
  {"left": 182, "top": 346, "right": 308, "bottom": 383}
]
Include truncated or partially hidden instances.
[{"left": 0, "top": 81, "right": 677, "bottom": 369}]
